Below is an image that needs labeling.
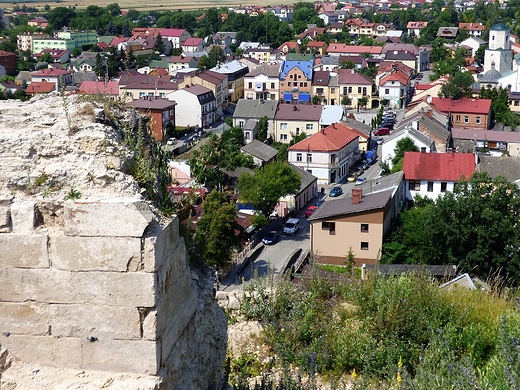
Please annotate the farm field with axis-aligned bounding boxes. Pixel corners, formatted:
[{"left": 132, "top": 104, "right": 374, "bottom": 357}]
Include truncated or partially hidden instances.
[{"left": 1, "top": 0, "right": 315, "bottom": 12}]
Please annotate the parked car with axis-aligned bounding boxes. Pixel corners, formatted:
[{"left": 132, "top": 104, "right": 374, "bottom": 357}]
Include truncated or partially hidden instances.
[
  {"left": 379, "top": 121, "right": 394, "bottom": 130},
  {"left": 374, "top": 127, "right": 390, "bottom": 136},
  {"left": 355, "top": 177, "right": 367, "bottom": 186},
  {"left": 316, "top": 199, "right": 324, "bottom": 207},
  {"left": 305, "top": 205, "right": 318, "bottom": 218},
  {"left": 347, "top": 173, "right": 358, "bottom": 182},
  {"left": 382, "top": 116, "right": 395, "bottom": 124},
  {"left": 283, "top": 218, "right": 300, "bottom": 235},
  {"left": 329, "top": 186, "right": 343, "bottom": 197},
  {"left": 262, "top": 231, "right": 280, "bottom": 245},
  {"left": 376, "top": 137, "right": 384, "bottom": 145},
  {"left": 166, "top": 137, "right": 177, "bottom": 145}
]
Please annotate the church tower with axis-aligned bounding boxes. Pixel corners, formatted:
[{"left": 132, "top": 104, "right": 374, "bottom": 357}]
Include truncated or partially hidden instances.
[{"left": 484, "top": 23, "right": 513, "bottom": 74}]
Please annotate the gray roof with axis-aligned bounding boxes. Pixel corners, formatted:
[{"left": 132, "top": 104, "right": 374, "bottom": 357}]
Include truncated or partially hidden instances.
[
  {"left": 241, "top": 140, "right": 278, "bottom": 162},
  {"left": 397, "top": 114, "right": 451, "bottom": 142},
  {"left": 347, "top": 171, "right": 404, "bottom": 197},
  {"left": 246, "top": 63, "right": 281, "bottom": 77},
  {"left": 72, "top": 71, "right": 97, "bottom": 85},
  {"left": 385, "top": 127, "right": 434, "bottom": 148},
  {"left": 289, "top": 163, "right": 317, "bottom": 193},
  {"left": 320, "top": 56, "right": 339, "bottom": 66},
  {"left": 341, "top": 116, "right": 372, "bottom": 137},
  {"left": 243, "top": 119, "right": 258, "bottom": 131},
  {"left": 476, "top": 155, "right": 520, "bottom": 183},
  {"left": 308, "top": 189, "right": 393, "bottom": 221},
  {"left": 234, "top": 99, "right": 278, "bottom": 120}
]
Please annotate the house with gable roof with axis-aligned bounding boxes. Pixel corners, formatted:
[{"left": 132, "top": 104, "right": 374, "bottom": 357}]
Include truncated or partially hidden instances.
[
  {"left": 179, "top": 70, "right": 229, "bottom": 116},
  {"left": 312, "top": 70, "right": 339, "bottom": 105},
  {"left": 160, "top": 28, "right": 191, "bottom": 49},
  {"left": 308, "top": 188, "right": 396, "bottom": 266},
  {"left": 377, "top": 62, "right": 413, "bottom": 108},
  {"left": 288, "top": 122, "right": 360, "bottom": 184},
  {"left": 381, "top": 127, "right": 435, "bottom": 169},
  {"left": 168, "top": 55, "right": 198, "bottom": 72},
  {"left": 181, "top": 37, "right": 204, "bottom": 54},
  {"left": 459, "top": 22, "right": 486, "bottom": 38},
  {"left": 35, "top": 48, "right": 70, "bottom": 64},
  {"left": 407, "top": 21, "right": 428, "bottom": 38},
  {"left": 279, "top": 59, "right": 314, "bottom": 103},
  {"left": 166, "top": 85, "right": 216, "bottom": 128},
  {"left": 128, "top": 97, "right": 177, "bottom": 142},
  {"left": 338, "top": 68, "right": 375, "bottom": 108},
  {"left": 402, "top": 151, "right": 475, "bottom": 202},
  {"left": 31, "top": 68, "right": 72, "bottom": 90},
  {"left": 274, "top": 103, "right": 323, "bottom": 143},
  {"left": 233, "top": 99, "right": 278, "bottom": 141},
  {"left": 244, "top": 62, "right": 282, "bottom": 101},
  {"left": 429, "top": 96, "right": 492, "bottom": 130}
]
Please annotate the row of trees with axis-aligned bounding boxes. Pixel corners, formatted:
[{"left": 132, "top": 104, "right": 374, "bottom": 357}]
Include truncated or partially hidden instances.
[{"left": 382, "top": 172, "right": 520, "bottom": 284}]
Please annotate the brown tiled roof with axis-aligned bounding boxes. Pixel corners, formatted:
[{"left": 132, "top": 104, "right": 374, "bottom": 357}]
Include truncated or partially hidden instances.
[
  {"left": 338, "top": 68, "right": 373, "bottom": 85},
  {"left": 274, "top": 103, "right": 322, "bottom": 121},
  {"left": 129, "top": 97, "right": 177, "bottom": 110}
]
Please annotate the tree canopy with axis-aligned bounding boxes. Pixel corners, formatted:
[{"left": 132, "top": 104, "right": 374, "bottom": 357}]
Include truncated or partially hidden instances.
[
  {"left": 438, "top": 71, "right": 474, "bottom": 100},
  {"left": 194, "top": 189, "right": 242, "bottom": 269},
  {"left": 382, "top": 172, "right": 520, "bottom": 283},
  {"left": 238, "top": 162, "right": 301, "bottom": 224}
]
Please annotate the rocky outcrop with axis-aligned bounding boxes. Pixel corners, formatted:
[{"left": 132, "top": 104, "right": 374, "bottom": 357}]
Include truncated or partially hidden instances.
[{"left": 0, "top": 94, "right": 227, "bottom": 389}]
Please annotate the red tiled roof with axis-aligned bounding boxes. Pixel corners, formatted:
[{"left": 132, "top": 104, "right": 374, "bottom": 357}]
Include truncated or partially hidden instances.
[
  {"left": 403, "top": 152, "right": 475, "bottom": 181},
  {"left": 26, "top": 81, "right": 55, "bottom": 93},
  {"left": 307, "top": 41, "right": 328, "bottom": 48},
  {"left": 288, "top": 122, "right": 359, "bottom": 152},
  {"left": 79, "top": 81, "right": 119, "bottom": 95},
  {"left": 327, "top": 44, "right": 382, "bottom": 55},
  {"left": 160, "top": 28, "right": 186, "bottom": 37},
  {"left": 380, "top": 70, "right": 410, "bottom": 86},
  {"left": 459, "top": 23, "right": 485, "bottom": 31},
  {"left": 406, "top": 21, "right": 428, "bottom": 29},
  {"left": 33, "top": 68, "right": 70, "bottom": 77},
  {"left": 182, "top": 37, "right": 204, "bottom": 47},
  {"left": 431, "top": 97, "right": 491, "bottom": 114}
]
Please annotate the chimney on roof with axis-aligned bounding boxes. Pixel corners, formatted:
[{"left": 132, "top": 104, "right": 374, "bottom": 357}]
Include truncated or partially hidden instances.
[
  {"left": 352, "top": 188, "right": 362, "bottom": 204},
  {"left": 293, "top": 105, "right": 297, "bottom": 111},
  {"left": 427, "top": 94, "right": 432, "bottom": 104}
]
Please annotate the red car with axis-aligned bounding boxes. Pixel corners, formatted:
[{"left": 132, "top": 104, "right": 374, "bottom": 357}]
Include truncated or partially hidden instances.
[
  {"left": 374, "top": 127, "right": 390, "bottom": 136},
  {"left": 305, "top": 205, "right": 317, "bottom": 217}
]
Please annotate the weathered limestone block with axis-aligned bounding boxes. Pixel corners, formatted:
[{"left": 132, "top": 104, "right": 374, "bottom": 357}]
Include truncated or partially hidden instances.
[
  {"left": 0, "top": 234, "right": 49, "bottom": 268},
  {"left": 159, "top": 291, "right": 198, "bottom": 364},
  {"left": 51, "top": 236, "right": 142, "bottom": 271},
  {"left": 50, "top": 304, "right": 141, "bottom": 339},
  {"left": 10, "top": 201, "right": 36, "bottom": 233},
  {"left": 143, "top": 219, "right": 182, "bottom": 272},
  {"left": 0, "top": 302, "right": 50, "bottom": 336},
  {"left": 156, "top": 271, "right": 193, "bottom": 336},
  {"left": 0, "top": 334, "right": 82, "bottom": 368},
  {"left": 0, "top": 197, "right": 11, "bottom": 233},
  {"left": 80, "top": 338, "right": 159, "bottom": 374},
  {"left": 64, "top": 199, "right": 153, "bottom": 237},
  {"left": 0, "top": 268, "right": 156, "bottom": 307},
  {"left": 155, "top": 246, "right": 188, "bottom": 298}
]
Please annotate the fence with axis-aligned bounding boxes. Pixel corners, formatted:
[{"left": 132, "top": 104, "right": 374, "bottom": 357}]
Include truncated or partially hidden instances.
[{"left": 293, "top": 245, "right": 311, "bottom": 273}]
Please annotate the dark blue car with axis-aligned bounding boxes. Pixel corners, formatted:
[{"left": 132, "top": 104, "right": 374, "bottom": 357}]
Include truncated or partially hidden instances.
[{"left": 329, "top": 186, "right": 343, "bottom": 197}]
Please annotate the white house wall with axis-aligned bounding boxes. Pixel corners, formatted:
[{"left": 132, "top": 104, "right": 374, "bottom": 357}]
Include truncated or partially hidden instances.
[
  {"left": 405, "top": 180, "right": 457, "bottom": 201},
  {"left": 381, "top": 133, "right": 431, "bottom": 169}
]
